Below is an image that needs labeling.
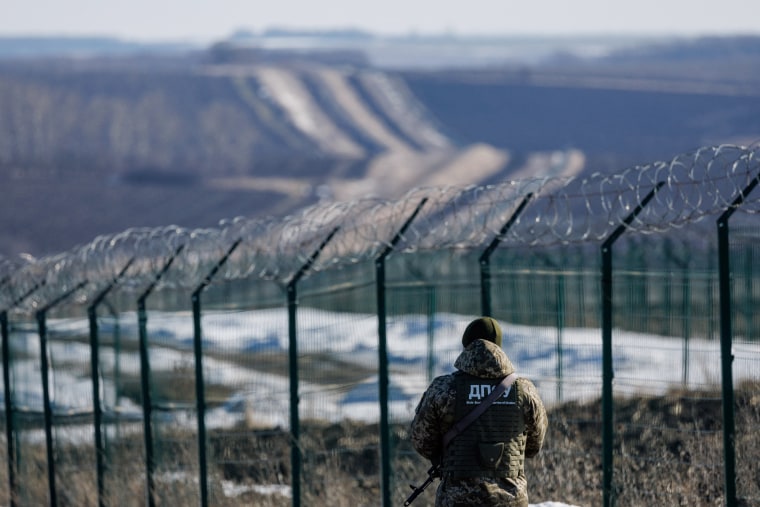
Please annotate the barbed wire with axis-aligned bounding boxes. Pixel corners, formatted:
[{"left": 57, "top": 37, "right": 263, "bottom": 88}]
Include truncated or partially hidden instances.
[{"left": 1, "top": 144, "right": 759, "bottom": 313}]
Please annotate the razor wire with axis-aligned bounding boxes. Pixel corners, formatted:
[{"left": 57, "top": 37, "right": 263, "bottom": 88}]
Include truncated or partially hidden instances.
[{"left": 1, "top": 143, "right": 759, "bottom": 313}]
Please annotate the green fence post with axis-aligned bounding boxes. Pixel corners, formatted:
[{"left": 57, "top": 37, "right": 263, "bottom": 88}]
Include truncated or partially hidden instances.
[
  {"left": 88, "top": 258, "right": 134, "bottom": 507},
  {"left": 601, "top": 182, "right": 664, "bottom": 507},
  {"left": 2, "top": 279, "right": 45, "bottom": 507},
  {"left": 36, "top": 280, "right": 88, "bottom": 507},
  {"left": 376, "top": 198, "right": 427, "bottom": 507},
  {"left": 717, "top": 218, "right": 737, "bottom": 507},
  {"left": 716, "top": 171, "right": 759, "bottom": 507},
  {"left": 479, "top": 193, "right": 533, "bottom": 317},
  {"left": 137, "top": 245, "right": 184, "bottom": 507},
  {"left": 191, "top": 239, "right": 241, "bottom": 507},
  {"left": 286, "top": 228, "right": 339, "bottom": 507}
]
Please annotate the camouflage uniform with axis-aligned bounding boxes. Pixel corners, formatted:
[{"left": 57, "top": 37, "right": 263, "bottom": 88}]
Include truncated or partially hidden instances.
[{"left": 410, "top": 338, "right": 547, "bottom": 507}]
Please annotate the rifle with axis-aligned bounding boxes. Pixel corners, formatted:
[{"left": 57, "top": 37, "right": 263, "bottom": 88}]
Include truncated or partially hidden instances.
[{"left": 404, "top": 464, "right": 440, "bottom": 506}]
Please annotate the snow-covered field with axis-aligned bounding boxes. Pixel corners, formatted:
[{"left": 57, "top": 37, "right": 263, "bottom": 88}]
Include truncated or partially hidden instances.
[{"left": 11, "top": 308, "right": 755, "bottom": 417}]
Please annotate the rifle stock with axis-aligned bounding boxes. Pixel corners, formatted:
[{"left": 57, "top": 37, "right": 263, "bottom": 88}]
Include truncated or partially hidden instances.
[{"left": 403, "top": 464, "right": 440, "bottom": 506}]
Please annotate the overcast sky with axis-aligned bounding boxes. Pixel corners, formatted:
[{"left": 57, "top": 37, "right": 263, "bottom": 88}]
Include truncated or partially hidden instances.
[{"left": 3, "top": 0, "right": 759, "bottom": 43}]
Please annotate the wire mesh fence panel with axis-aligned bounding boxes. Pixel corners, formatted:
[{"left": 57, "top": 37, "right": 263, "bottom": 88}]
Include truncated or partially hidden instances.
[
  {"left": 14, "top": 426, "right": 49, "bottom": 505},
  {"left": 142, "top": 303, "right": 202, "bottom": 506},
  {"left": 195, "top": 278, "right": 293, "bottom": 506},
  {"left": 730, "top": 228, "right": 760, "bottom": 506},
  {"left": 734, "top": 342, "right": 760, "bottom": 506},
  {"left": 490, "top": 254, "right": 605, "bottom": 506},
  {"left": 4, "top": 319, "right": 49, "bottom": 505},
  {"left": 42, "top": 305, "right": 99, "bottom": 506},
  {"left": 295, "top": 265, "right": 383, "bottom": 506},
  {"left": 608, "top": 237, "right": 749, "bottom": 507},
  {"left": 91, "top": 304, "right": 149, "bottom": 506}
]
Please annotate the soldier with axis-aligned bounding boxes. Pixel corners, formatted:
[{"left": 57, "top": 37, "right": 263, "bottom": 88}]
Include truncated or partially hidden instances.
[{"left": 410, "top": 317, "right": 547, "bottom": 507}]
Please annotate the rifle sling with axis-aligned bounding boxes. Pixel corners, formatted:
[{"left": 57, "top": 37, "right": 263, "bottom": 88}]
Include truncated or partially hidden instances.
[{"left": 442, "top": 372, "right": 518, "bottom": 448}]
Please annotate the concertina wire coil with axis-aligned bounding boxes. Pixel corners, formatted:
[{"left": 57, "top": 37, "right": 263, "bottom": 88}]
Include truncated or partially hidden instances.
[{"left": 1, "top": 144, "right": 759, "bottom": 313}]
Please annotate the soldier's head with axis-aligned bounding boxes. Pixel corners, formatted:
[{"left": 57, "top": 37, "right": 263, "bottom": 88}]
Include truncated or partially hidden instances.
[{"left": 462, "top": 317, "right": 502, "bottom": 348}]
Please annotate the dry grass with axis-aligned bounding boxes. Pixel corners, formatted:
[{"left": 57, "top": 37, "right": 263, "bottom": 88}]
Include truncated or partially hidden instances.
[{"left": 0, "top": 383, "right": 757, "bottom": 506}]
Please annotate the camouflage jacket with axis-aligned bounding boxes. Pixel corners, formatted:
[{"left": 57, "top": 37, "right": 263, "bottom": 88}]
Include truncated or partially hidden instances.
[{"left": 410, "top": 339, "right": 547, "bottom": 507}]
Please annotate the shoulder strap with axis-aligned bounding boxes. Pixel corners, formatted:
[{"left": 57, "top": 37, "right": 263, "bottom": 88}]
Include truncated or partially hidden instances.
[{"left": 442, "top": 372, "right": 518, "bottom": 448}]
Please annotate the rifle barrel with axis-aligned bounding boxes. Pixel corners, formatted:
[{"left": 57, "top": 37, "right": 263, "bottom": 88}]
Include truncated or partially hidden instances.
[
  {"left": 403, "top": 476, "right": 434, "bottom": 505},
  {"left": 404, "top": 464, "right": 440, "bottom": 505}
]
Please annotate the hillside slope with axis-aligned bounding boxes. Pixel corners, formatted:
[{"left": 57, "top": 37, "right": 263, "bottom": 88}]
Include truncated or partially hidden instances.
[{"left": 0, "top": 59, "right": 585, "bottom": 256}]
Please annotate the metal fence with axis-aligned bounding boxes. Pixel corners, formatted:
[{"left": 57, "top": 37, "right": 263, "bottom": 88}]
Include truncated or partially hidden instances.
[{"left": 0, "top": 144, "right": 759, "bottom": 506}]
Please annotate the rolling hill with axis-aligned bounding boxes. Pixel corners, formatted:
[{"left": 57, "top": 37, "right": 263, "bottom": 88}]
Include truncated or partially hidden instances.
[{"left": 1, "top": 36, "right": 760, "bottom": 257}]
